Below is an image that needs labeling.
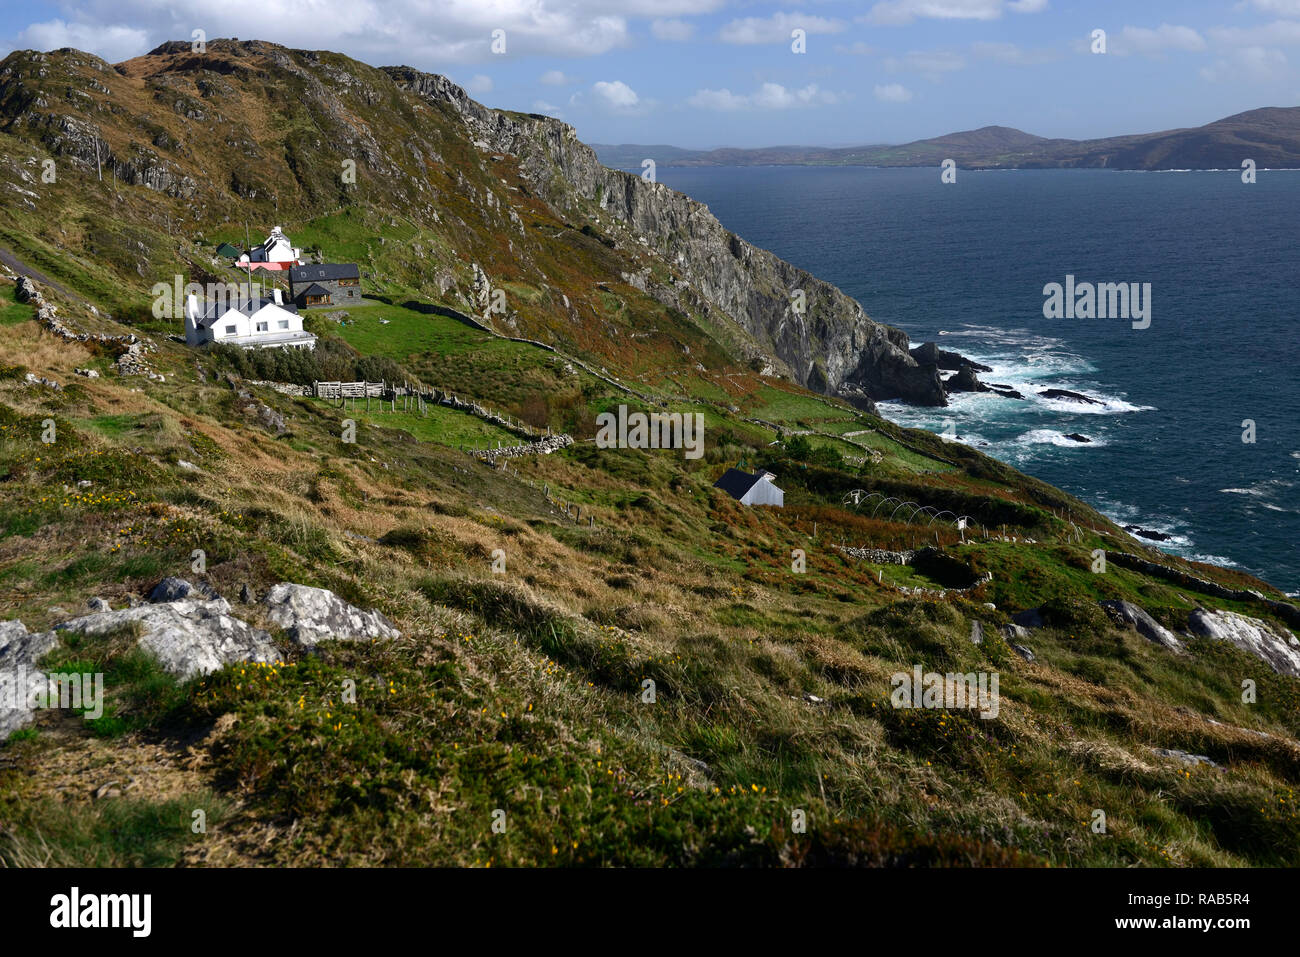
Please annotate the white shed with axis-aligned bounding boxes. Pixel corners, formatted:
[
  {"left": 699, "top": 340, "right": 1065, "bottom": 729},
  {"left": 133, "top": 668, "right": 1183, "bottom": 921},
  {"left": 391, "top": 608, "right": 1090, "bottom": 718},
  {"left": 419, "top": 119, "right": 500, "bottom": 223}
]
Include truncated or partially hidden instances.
[{"left": 714, "top": 468, "right": 784, "bottom": 507}]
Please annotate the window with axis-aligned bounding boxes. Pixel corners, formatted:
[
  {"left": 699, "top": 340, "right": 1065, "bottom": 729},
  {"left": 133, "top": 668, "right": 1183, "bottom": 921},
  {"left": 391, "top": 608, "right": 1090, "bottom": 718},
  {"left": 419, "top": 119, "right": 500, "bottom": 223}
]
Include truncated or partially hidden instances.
[
  {"left": 256, "top": 322, "right": 268, "bottom": 333},
  {"left": 224, "top": 325, "right": 236, "bottom": 335},
  {"left": 278, "top": 320, "right": 289, "bottom": 330}
]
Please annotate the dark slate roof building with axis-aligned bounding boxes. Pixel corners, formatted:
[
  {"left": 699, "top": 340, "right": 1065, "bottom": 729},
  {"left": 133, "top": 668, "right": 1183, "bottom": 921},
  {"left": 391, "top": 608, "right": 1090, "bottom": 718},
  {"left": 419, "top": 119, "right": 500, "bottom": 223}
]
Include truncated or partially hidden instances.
[
  {"left": 288, "top": 263, "right": 362, "bottom": 308},
  {"left": 290, "top": 263, "right": 361, "bottom": 284},
  {"left": 713, "top": 468, "right": 784, "bottom": 507}
]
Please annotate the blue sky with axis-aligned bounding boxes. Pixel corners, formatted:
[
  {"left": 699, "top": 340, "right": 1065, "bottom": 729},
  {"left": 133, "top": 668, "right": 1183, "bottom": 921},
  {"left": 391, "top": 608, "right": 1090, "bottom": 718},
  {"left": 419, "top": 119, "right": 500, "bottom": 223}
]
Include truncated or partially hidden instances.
[{"left": 2, "top": 1, "right": 1297, "bottom": 148}]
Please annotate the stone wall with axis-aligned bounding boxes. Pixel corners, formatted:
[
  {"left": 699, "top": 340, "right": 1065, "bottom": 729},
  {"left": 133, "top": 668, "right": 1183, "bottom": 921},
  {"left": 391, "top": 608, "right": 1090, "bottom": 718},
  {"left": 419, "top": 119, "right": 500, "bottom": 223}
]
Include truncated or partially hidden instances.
[{"left": 16, "top": 276, "right": 158, "bottom": 378}]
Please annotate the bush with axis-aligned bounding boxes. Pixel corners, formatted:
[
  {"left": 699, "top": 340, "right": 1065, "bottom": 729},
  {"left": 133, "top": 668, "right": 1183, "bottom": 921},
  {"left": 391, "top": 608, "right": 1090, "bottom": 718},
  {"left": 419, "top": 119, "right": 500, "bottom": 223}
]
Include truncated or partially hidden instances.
[{"left": 203, "top": 337, "right": 410, "bottom": 388}]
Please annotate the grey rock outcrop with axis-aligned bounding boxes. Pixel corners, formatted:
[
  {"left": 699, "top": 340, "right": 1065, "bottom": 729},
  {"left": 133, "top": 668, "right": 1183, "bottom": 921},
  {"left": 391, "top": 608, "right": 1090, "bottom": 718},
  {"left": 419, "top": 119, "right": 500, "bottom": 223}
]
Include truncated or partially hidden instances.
[
  {"left": 1148, "top": 747, "right": 1219, "bottom": 769},
  {"left": 2, "top": 582, "right": 401, "bottom": 739},
  {"left": 0, "top": 620, "right": 60, "bottom": 740},
  {"left": 263, "top": 583, "right": 400, "bottom": 649},
  {"left": 387, "top": 67, "right": 954, "bottom": 408},
  {"left": 147, "top": 577, "right": 217, "bottom": 603},
  {"left": 1000, "top": 623, "right": 1032, "bottom": 642},
  {"left": 1187, "top": 608, "right": 1300, "bottom": 677},
  {"left": 54, "top": 599, "right": 280, "bottom": 681},
  {"left": 1099, "top": 600, "right": 1184, "bottom": 652},
  {"left": 1104, "top": 552, "right": 1300, "bottom": 631}
]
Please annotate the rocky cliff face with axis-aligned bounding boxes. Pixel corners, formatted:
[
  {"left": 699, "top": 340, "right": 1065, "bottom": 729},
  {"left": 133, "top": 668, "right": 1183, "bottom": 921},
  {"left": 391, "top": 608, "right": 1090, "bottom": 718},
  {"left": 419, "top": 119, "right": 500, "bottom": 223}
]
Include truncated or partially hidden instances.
[
  {"left": 0, "top": 40, "right": 955, "bottom": 407},
  {"left": 386, "top": 66, "right": 949, "bottom": 408}
]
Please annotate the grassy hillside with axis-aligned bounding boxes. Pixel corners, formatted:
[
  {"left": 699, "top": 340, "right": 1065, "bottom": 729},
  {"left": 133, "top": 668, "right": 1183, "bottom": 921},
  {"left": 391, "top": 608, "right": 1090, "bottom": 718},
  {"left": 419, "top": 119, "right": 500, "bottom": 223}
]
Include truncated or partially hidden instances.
[
  {"left": 0, "top": 41, "right": 1298, "bottom": 868},
  {"left": 2, "top": 262, "right": 1298, "bottom": 867}
]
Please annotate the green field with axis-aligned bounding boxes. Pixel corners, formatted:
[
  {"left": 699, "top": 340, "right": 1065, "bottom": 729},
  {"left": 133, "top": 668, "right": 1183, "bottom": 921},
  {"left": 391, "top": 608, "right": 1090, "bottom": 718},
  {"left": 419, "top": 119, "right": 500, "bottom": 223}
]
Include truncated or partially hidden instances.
[{"left": 308, "top": 397, "right": 520, "bottom": 450}]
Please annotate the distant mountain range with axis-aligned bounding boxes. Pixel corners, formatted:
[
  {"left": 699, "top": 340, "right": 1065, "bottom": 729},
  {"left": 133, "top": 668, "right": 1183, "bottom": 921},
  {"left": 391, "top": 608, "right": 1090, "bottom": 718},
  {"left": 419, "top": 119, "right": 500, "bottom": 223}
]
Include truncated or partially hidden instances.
[{"left": 595, "top": 107, "right": 1300, "bottom": 171}]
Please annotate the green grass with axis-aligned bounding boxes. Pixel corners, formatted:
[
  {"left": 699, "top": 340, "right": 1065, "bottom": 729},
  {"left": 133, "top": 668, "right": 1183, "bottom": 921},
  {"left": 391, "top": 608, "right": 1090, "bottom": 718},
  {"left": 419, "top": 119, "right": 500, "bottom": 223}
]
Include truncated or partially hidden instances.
[
  {"left": 0, "top": 791, "right": 230, "bottom": 867},
  {"left": 307, "top": 397, "right": 519, "bottom": 450},
  {"left": 330, "top": 300, "right": 524, "bottom": 360},
  {"left": 748, "top": 385, "right": 855, "bottom": 423},
  {"left": 0, "top": 285, "right": 33, "bottom": 325}
]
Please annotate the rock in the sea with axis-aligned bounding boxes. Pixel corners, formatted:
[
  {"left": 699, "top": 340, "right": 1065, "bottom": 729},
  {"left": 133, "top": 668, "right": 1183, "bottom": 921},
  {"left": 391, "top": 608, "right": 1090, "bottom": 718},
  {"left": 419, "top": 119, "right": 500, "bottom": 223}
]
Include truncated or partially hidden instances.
[
  {"left": 1187, "top": 608, "right": 1300, "bottom": 676},
  {"left": 54, "top": 599, "right": 279, "bottom": 681},
  {"left": 1099, "top": 600, "right": 1184, "bottom": 652},
  {"left": 947, "top": 363, "right": 990, "bottom": 394},
  {"left": 1123, "top": 524, "right": 1172, "bottom": 542},
  {"left": 1063, "top": 432, "right": 1091, "bottom": 443},
  {"left": 0, "top": 620, "right": 60, "bottom": 740},
  {"left": 1039, "top": 388, "right": 1102, "bottom": 405},
  {"left": 987, "top": 384, "right": 1026, "bottom": 400},
  {"left": 262, "top": 583, "right": 400, "bottom": 649},
  {"left": 910, "top": 342, "right": 992, "bottom": 373}
]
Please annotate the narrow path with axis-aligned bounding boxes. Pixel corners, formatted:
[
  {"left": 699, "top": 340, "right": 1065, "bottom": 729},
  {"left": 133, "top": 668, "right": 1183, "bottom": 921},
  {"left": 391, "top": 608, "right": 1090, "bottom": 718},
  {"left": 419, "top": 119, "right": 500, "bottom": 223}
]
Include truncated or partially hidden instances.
[{"left": 0, "top": 246, "right": 82, "bottom": 302}]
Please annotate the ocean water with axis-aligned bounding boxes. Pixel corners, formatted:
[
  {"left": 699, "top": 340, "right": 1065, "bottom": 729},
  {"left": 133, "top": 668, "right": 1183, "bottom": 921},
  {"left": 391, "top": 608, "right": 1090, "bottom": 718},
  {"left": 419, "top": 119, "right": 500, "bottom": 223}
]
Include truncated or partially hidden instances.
[{"left": 653, "top": 166, "right": 1300, "bottom": 594}]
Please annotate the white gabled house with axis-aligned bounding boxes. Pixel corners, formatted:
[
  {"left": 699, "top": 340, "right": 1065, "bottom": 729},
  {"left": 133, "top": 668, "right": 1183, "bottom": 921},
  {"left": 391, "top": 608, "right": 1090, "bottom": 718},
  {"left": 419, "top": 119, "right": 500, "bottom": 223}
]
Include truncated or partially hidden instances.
[
  {"left": 184, "top": 288, "right": 317, "bottom": 350},
  {"left": 239, "top": 226, "right": 301, "bottom": 265},
  {"left": 713, "top": 468, "right": 784, "bottom": 507}
]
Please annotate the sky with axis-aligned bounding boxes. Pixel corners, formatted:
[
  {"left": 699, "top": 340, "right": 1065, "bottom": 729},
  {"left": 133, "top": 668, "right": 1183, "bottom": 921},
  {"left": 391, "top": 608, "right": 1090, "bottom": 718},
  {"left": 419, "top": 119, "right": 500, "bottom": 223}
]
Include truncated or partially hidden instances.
[{"left": 1, "top": 1, "right": 1298, "bottom": 148}]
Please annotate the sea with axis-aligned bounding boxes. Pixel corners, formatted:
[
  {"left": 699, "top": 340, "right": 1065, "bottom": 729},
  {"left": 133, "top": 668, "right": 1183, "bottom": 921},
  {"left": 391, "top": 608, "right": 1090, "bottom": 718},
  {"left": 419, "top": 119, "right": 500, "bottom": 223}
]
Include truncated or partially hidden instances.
[{"left": 652, "top": 166, "right": 1300, "bottom": 595}]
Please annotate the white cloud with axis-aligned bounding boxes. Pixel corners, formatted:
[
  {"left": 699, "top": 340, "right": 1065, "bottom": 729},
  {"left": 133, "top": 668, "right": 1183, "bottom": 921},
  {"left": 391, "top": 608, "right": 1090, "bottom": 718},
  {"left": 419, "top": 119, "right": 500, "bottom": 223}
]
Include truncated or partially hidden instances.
[
  {"left": 7, "top": 1, "right": 726, "bottom": 64},
  {"left": 864, "top": 0, "right": 1046, "bottom": 26},
  {"left": 651, "top": 18, "right": 695, "bottom": 41},
  {"left": 1208, "top": 20, "right": 1300, "bottom": 48},
  {"left": 1111, "top": 24, "right": 1207, "bottom": 56},
  {"left": 464, "top": 74, "right": 493, "bottom": 95},
  {"left": 1244, "top": 0, "right": 1300, "bottom": 14},
  {"left": 687, "top": 88, "right": 748, "bottom": 111},
  {"left": 970, "top": 41, "right": 1058, "bottom": 65},
  {"left": 531, "top": 99, "right": 564, "bottom": 117},
  {"left": 1201, "top": 46, "right": 1288, "bottom": 83},
  {"left": 688, "top": 82, "right": 838, "bottom": 110},
  {"left": 874, "top": 83, "right": 914, "bottom": 102},
  {"left": 591, "top": 79, "right": 640, "bottom": 111},
  {"left": 17, "top": 18, "right": 149, "bottom": 62},
  {"left": 540, "top": 69, "right": 577, "bottom": 85},
  {"left": 719, "top": 12, "right": 846, "bottom": 44},
  {"left": 884, "top": 49, "right": 967, "bottom": 80}
]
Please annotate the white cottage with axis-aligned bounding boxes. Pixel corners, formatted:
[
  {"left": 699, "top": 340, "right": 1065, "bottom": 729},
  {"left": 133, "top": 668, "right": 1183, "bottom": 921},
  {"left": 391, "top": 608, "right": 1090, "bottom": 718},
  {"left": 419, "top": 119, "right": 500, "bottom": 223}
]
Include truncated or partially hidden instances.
[
  {"left": 239, "top": 226, "right": 301, "bottom": 265},
  {"left": 184, "top": 289, "right": 317, "bottom": 350},
  {"left": 714, "top": 468, "right": 784, "bottom": 507}
]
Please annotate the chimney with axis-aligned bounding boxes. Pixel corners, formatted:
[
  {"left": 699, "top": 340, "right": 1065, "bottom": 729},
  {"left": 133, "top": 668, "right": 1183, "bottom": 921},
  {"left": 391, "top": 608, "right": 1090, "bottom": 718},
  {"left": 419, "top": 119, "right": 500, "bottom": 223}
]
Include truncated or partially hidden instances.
[
  {"left": 273, "top": 288, "right": 282, "bottom": 305},
  {"left": 186, "top": 293, "right": 199, "bottom": 322}
]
